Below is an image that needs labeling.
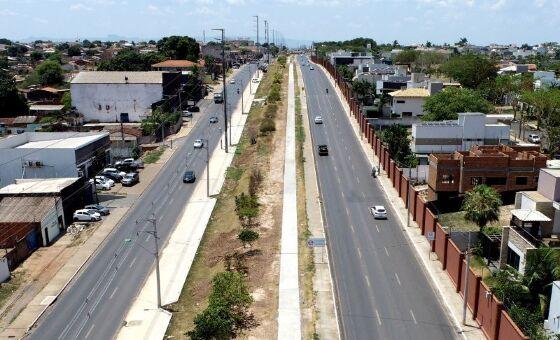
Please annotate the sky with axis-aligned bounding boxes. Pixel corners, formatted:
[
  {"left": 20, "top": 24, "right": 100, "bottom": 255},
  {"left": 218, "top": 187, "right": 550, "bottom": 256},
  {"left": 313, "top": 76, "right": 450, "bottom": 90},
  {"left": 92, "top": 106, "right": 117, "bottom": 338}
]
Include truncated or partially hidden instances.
[{"left": 0, "top": 0, "right": 559, "bottom": 46}]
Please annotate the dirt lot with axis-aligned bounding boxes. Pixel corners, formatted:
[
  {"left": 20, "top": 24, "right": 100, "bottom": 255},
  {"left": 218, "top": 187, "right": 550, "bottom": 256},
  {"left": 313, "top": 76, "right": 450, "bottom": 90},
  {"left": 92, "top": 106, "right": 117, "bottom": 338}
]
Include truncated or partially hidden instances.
[{"left": 165, "top": 60, "right": 289, "bottom": 339}]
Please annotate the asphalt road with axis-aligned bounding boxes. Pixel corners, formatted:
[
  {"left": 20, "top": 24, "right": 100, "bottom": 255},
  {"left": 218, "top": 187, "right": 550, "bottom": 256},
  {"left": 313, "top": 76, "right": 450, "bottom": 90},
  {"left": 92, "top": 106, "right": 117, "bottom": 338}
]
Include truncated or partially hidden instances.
[
  {"left": 300, "top": 56, "right": 459, "bottom": 340},
  {"left": 29, "top": 64, "right": 258, "bottom": 340}
]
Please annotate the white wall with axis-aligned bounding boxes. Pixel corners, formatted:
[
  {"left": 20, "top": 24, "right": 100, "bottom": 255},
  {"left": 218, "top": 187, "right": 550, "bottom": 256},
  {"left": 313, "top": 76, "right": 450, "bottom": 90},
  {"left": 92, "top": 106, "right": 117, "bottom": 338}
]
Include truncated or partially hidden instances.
[
  {"left": 71, "top": 83, "right": 162, "bottom": 122},
  {"left": 40, "top": 199, "right": 62, "bottom": 245},
  {"left": 545, "top": 281, "right": 560, "bottom": 334},
  {"left": 392, "top": 97, "right": 425, "bottom": 116},
  {"left": 0, "top": 258, "right": 9, "bottom": 283}
]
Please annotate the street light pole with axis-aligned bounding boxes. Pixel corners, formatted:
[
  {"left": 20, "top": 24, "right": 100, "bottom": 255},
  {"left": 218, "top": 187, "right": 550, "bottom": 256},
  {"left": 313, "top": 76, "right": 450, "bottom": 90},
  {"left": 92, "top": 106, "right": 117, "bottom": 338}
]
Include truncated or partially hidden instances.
[
  {"left": 213, "top": 28, "right": 228, "bottom": 153},
  {"left": 203, "top": 139, "right": 210, "bottom": 197},
  {"left": 462, "top": 232, "right": 472, "bottom": 325},
  {"left": 135, "top": 215, "right": 162, "bottom": 309}
]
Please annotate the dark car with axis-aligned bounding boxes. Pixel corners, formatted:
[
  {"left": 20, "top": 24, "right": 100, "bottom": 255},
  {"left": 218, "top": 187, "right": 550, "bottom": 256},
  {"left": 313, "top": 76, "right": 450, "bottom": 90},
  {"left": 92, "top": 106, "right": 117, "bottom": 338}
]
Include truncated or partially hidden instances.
[
  {"left": 209, "top": 116, "right": 218, "bottom": 124},
  {"left": 101, "top": 169, "right": 123, "bottom": 182},
  {"left": 121, "top": 172, "right": 139, "bottom": 186},
  {"left": 183, "top": 170, "right": 196, "bottom": 183},
  {"left": 318, "top": 145, "right": 329, "bottom": 156},
  {"left": 187, "top": 105, "right": 200, "bottom": 112},
  {"left": 84, "top": 204, "right": 110, "bottom": 216}
]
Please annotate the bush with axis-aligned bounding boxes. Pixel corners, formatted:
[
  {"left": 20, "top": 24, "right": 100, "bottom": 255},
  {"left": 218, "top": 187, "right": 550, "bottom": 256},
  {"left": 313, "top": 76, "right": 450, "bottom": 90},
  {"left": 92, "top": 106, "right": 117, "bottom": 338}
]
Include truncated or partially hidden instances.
[
  {"left": 259, "top": 118, "right": 276, "bottom": 135},
  {"left": 235, "top": 192, "right": 259, "bottom": 226},
  {"left": 238, "top": 229, "right": 259, "bottom": 248},
  {"left": 277, "top": 55, "right": 287, "bottom": 67},
  {"left": 264, "top": 104, "right": 277, "bottom": 119},
  {"left": 248, "top": 169, "right": 262, "bottom": 197}
]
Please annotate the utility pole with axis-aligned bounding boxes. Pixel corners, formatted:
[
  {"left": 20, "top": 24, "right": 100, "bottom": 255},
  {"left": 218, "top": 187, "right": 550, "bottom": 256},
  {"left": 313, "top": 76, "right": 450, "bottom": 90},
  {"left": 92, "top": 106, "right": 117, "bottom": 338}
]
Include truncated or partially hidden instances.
[
  {"left": 213, "top": 28, "right": 228, "bottom": 153},
  {"left": 239, "top": 79, "right": 244, "bottom": 114},
  {"left": 462, "top": 232, "right": 472, "bottom": 325},
  {"left": 135, "top": 215, "right": 162, "bottom": 308},
  {"left": 253, "top": 15, "right": 259, "bottom": 53},
  {"left": 203, "top": 139, "right": 210, "bottom": 197}
]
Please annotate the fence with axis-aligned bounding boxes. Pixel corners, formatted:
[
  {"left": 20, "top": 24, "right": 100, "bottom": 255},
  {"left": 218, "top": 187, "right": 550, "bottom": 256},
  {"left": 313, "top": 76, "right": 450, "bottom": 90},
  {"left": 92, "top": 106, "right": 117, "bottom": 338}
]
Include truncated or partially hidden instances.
[{"left": 310, "top": 56, "right": 529, "bottom": 340}]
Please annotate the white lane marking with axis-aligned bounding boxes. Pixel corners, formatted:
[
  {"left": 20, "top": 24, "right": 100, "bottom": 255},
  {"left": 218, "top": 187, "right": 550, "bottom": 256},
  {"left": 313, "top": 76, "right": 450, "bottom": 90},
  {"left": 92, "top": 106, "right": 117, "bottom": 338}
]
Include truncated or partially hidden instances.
[
  {"left": 395, "top": 273, "right": 401, "bottom": 286},
  {"left": 375, "top": 225, "right": 380, "bottom": 233},
  {"left": 362, "top": 192, "right": 366, "bottom": 199},
  {"left": 109, "top": 286, "right": 119, "bottom": 299},
  {"left": 350, "top": 224, "right": 355, "bottom": 233},
  {"left": 129, "top": 256, "right": 137, "bottom": 268},
  {"left": 364, "top": 275, "right": 371, "bottom": 288},
  {"left": 169, "top": 197, "right": 175, "bottom": 205},
  {"left": 410, "top": 309, "right": 417, "bottom": 324},
  {"left": 145, "top": 235, "right": 150, "bottom": 242},
  {"left": 376, "top": 309, "right": 382, "bottom": 325},
  {"left": 85, "top": 324, "right": 95, "bottom": 339},
  {"left": 341, "top": 191, "right": 345, "bottom": 199},
  {"left": 357, "top": 248, "right": 363, "bottom": 259},
  {"left": 384, "top": 247, "right": 389, "bottom": 257}
]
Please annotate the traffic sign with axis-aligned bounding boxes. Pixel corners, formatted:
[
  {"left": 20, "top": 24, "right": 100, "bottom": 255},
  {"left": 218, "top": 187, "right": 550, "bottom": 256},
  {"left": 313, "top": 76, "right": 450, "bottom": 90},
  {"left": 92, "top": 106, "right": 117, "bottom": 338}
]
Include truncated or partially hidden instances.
[
  {"left": 427, "top": 231, "right": 435, "bottom": 241},
  {"left": 307, "top": 237, "right": 326, "bottom": 248}
]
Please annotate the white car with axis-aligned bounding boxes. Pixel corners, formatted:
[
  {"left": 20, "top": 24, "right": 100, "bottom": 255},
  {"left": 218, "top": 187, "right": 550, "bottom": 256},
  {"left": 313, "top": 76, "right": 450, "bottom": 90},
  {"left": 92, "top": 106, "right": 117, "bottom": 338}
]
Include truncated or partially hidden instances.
[
  {"left": 90, "top": 179, "right": 111, "bottom": 191},
  {"left": 252, "top": 78, "right": 259, "bottom": 83},
  {"left": 103, "top": 168, "right": 126, "bottom": 178},
  {"left": 73, "top": 209, "right": 101, "bottom": 222},
  {"left": 95, "top": 175, "right": 114, "bottom": 187},
  {"left": 309, "top": 66, "right": 314, "bottom": 70},
  {"left": 370, "top": 205, "right": 387, "bottom": 219},
  {"left": 230, "top": 79, "right": 236, "bottom": 84},
  {"left": 193, "top": 139, "right": 204, "bottom": 149},
  {"left": 528, "top": 134, "right": 540, "bottom": 144},
  {"left": 314, "top": 116, "right": 323, "bottom": 124}
]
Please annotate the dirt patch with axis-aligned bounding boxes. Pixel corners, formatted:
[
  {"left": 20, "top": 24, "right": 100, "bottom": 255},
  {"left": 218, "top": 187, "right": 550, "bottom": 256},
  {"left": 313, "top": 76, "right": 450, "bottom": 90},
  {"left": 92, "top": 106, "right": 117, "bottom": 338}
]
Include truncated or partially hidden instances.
[{"left": 165, "top": 60, "right": 289, "bottom": 339}]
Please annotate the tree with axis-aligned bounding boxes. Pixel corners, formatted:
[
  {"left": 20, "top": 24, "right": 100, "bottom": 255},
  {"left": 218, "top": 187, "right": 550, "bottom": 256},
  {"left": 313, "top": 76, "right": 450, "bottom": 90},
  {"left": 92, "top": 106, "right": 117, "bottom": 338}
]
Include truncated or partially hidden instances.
[
  {"left": 67, "top": 45, "right": 82, "bottom": 57},
  {"left": 456, "top": 37, "right": 468, "bottom": 47},
  {"left": 30, "top": 51, "right": 44, "bottom": 63},
  {"left": 422, "top": 87, "right": 493, "bottom": 121},
  {"left": 523, "top": 248, "right": 560, "bottom": 318},
  {"left": 352, "top": 79, "right": 375, "bottom": 105},
  {"left": 97, "top": 49, "right": 165, "bottom": 71},
  {"left": 7, "top": 44, "right": 28, "bottom": 57},
  {"left": 81, "top": 39, "right": 93, "bottom": 48},
  {"left": 47, "top": 52, "right": 63, "bottom": 64},
  {"left": 441, "top": 54, "right": 497, "bottom": 89},
  {"left": 157, "top": 35, "right": 200, "bottom": 61},
  {"left": 380, "top": 124, "right": 416, "bottom": 167},
  {"left": 238, "top": 229, "right": 259, "bottom": 248},
  {"left": 426, "top": 41, "right": 432, "bottom": 48},
  {"left": 394, "top": 50, "right": 419, "bottom": 65},
  {"left": 336, "top": 65, "right": 353, "bottom": 81},
  {"left": 61, "top": 91, "right": 72, "bottom": 111},
  {"left": 0, "top": 70, "right": 28, "bottom": 117},
  {"left": 0, "top": 38, "right": 11, "bottom": 45},
  {"left": 462, "top": 184, "right": 502, "bottom": 230},
  {"left": 35, "top": 60, "right": 64, "bottom": 85},
  {"left": 55, "top": 42, "right": 69, "bottom": 51}
]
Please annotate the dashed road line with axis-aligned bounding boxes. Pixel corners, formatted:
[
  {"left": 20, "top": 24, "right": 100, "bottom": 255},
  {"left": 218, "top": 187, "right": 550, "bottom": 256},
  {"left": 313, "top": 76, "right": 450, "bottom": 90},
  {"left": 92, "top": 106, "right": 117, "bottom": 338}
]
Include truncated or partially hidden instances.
[{"left": 395, "top": 273, "right": 401, "bottom": 286}]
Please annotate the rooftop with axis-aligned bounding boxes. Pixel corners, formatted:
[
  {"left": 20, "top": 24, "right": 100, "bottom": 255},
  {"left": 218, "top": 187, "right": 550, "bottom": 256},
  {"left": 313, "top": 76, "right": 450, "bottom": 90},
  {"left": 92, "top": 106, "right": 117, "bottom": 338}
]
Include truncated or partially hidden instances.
[
  {"left": 541, "top": 168, "right": 560, "bottom": 178},
  {"left": 71, "top": 71, "right": 163, "bottom": 84},
  {"left": 0, "top": 178, "right": 79, "bottom": 195},
  {"left": 29, "top": 104, "right": 64, "bottom": 111},
  {"left": 0, "top": 196, "right": 57, "bottom": 223},
  {"left": 151, "top": 60, "right": 200, "bottom": 68},
  {"left": 389, "top": 88, "right": 430, "bottom": 98},
  {"left": 0, "top": 131, "right": 109, "bottom": 150}
]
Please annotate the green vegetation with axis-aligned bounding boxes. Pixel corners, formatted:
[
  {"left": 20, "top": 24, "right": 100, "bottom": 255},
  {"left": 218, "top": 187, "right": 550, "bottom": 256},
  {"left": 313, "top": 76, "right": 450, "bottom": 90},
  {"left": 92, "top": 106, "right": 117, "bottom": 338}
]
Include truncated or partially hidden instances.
[
  {"left": 520, "top": 88, "right": 560, "bottom": 155},
  {"left": 98, "top": 49, "right": 165, "bottom": 71},
  {"left": 0, "top": 272, "right": 25, "bottom": 310},
  {"left": 352, "top": 79, "right": 376, "bottom": 105},
  {"left": 143, "top": 147, "right": 165, "bottom": 164},
  {"left": 187, "top": 271, "right": 255, "bottom": 339},
  {"left": 140, "top": 108, "right": 180, "bottom": 135},
  {"left": 226, "top": 166, "right": 243, "bottom": 181},
  {"left": 422, "top": 87, "right": 493, "bottom": 121},
  {"left": 238, "top": 229, "right": 259, "bottom": 248},
  {"left": 277, "top": 55, "right": 287, "bottom": 67},
  {"left": 0, "top": 70, "right": 28, "bottom": 117},
  {"left": 157, "top": 35, "right": 200, "bottom": 62},
  {"left": 440, "top": 54, "right": 497, "bottom": 89},
  {"left": 462, "top": 184, "right": 502, "bottom": 231},
  {"left": 61, "top": 91, "right": 72, "bottom": 111},
  {"left": 379, "top": 124, "right": 416, "bottom": 167},
  {"left": 35, "top": 60, "right": 64, "bottom": 85}
]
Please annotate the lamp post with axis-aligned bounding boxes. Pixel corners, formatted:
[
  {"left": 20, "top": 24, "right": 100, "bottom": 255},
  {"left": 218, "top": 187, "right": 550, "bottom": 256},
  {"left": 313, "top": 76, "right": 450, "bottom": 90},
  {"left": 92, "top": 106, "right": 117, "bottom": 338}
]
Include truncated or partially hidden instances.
[
  {"left": 213, "top": 28, "right": 228, "bottom": 153},
  {"left": 202, "top": 139, "right": 210, "bottom": 197},
  {"left": 134, "top": 215, "right": 162, "bottom": 308}
]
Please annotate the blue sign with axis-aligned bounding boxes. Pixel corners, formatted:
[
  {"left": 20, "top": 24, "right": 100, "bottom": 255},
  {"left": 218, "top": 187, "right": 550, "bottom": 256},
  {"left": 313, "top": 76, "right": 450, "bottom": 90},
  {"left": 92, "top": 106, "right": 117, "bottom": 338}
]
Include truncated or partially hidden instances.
[{"left": 307, "top": 238, "right": 326, "bottom": 247}]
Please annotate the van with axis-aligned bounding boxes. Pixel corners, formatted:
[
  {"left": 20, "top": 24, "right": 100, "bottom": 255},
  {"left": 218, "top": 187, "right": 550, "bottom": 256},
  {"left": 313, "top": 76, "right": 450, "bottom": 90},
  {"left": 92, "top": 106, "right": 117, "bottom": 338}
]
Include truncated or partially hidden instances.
[{"left": 213, "top": 92, "right": 224, "bottom": 104}]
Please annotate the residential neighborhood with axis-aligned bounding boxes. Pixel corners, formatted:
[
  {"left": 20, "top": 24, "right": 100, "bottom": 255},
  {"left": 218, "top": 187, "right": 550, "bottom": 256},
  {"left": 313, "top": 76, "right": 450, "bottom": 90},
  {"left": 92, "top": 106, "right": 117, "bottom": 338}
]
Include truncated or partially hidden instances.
[{"left": 1, "top": 1, "right": 560, "bottom": 340}]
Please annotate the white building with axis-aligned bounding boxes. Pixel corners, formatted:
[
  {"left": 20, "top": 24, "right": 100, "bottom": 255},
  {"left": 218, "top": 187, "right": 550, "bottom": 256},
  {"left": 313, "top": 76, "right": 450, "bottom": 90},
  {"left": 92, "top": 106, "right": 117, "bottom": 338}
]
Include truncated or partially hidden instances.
[
  {"left": 389, "top": 88, "right": 430, "bottom": 117},
  {"left": 411, "top": 112, "right": 510, "bottom": 154},
  {"left": 328, "top": 50, "right": 375, "bottom": 67},
  {"left": 71, "top": 71, "right": 164, "bottom": 122},
  {"left": 545, "top": 281, "right": 560, "bottom": 335},
  {"left": 0, "top": 132, "right": 110, "bottom": 188},
  {"left": 534, "top": 71, "right": 560, "bottom": 89}
]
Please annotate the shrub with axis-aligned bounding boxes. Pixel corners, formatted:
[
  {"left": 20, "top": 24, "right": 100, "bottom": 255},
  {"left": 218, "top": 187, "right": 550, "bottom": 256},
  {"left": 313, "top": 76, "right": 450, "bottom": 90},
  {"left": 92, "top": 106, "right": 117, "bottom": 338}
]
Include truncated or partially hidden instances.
[
  {"left": 238, "top": 229, "right": 259, "bottom": 248},
  {"left": 264, "top": 104, "right": 277, "bottom": 119},
  {"left": 259, "top": 118, "right": 276, "bottom": 135},
  {"left": 248, "top": 169, "right": 262, "bottom": 197}
]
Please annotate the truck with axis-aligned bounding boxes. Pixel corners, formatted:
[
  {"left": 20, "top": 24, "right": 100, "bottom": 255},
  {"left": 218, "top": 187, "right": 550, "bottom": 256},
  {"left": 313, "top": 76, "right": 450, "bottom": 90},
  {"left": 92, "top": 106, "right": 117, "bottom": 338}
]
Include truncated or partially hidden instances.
[{"left": 213, "top": 92, "right": 224, "bottom": 104}]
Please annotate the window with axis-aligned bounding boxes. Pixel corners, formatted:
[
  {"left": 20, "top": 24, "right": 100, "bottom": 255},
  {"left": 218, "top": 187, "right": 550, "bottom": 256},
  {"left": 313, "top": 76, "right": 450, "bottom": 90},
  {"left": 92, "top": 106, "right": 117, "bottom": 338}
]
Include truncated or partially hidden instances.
[
  {"left": 396, "top": 100, "right": 405, "bottom": 104},
  {"left": 471, "top": 177, "right": 482, "bottom": 186},
  {"left": 506, "top": 248, "right": 521, "bottom": 271},
  {"left": 486, "top": 177, "right": 507, "bottom": 185},
  {"left": 402, "top": 112, "right": 413, "bottom": 117},
  {"left": 441, "top": 174, "right": 454, "bottom": 184},
  {"left": 515, "top": 177, "right": 528, "bottom": 185}
]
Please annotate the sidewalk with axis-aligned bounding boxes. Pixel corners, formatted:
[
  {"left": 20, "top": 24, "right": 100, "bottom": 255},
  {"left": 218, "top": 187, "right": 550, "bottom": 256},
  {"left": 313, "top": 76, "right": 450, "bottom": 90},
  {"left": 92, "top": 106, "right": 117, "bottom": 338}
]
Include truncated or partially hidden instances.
[
  {"left": 314, "top": 62, "right": 484, "bottom": 340},
  {"left": 277, "top": 60, "right": 302, "bottom": 340},
  {"left": 116, "top": 68, "right": 261, "bottom": 340},
  {"left": 0, "top": 69, "right": 247, "bottom": 340},
  {"left": 295, "top": 60, "right": 339, "bottom": 339}
]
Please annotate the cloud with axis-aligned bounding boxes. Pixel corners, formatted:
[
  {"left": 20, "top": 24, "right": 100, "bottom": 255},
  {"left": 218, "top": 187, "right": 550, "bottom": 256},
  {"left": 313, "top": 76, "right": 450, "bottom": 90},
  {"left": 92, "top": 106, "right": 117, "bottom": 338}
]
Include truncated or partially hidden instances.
[
  {"left": 0, "top": 9, "right": 18, "bottom": 16},
  {"left": 70, "top": 3, "right": 93, "bottom": 11},
  {"left": 490, "top": 0, "right": 506, "bottom": 10}
]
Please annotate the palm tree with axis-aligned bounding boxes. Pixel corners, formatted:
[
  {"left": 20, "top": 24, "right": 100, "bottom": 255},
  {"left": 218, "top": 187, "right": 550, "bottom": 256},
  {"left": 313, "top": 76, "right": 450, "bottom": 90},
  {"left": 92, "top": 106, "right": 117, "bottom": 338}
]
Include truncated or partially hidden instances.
[
  {"left": 523, "top": 248, "right": 560, "bottom": 318},
  {"left": 462, "top": 184, "right": 502, "bottom": 231}
]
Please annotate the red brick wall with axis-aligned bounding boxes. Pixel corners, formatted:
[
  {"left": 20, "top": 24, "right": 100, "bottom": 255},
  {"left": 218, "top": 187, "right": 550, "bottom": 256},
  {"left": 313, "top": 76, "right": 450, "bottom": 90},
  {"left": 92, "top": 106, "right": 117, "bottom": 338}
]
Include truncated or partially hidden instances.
[
  {"left": 395, "top": 168, "right": 402, "bottom": 195},
  {"left": 498, "top": 310, "right": 529, "bottom": 340},
  {"left": 415, "top": 196, "right": 426, "bottom": 230},
  {"left": 459, "top": 263, "right": 481, "bottom": 319},
  {"left": 435, "top": 223, "right": 448, "bottom": 268},
  {"left": 476, "top": 281, "right": 503, "bottom": 340},
  {"left": 409, "top": 187, "right": 417, "bottom": 218},
  {"left": 424, "top": 209, "right": 437, "bottom": 250},
  {"left": 400, "top": 176, "right": 409, "bottom": 205},
  {"left": 446, "top": 239, "right": 464, "bottom": 291}
]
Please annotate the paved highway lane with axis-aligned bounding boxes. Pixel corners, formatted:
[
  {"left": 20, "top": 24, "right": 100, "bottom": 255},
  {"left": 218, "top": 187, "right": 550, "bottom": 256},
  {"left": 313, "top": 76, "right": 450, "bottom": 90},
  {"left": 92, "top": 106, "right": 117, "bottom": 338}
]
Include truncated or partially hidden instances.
[
  {"left": 299, "top": 56, "right": 459, "bottom": 340},
  {"left": 29, "top": 64, "right": 258, "bottom": 340}
]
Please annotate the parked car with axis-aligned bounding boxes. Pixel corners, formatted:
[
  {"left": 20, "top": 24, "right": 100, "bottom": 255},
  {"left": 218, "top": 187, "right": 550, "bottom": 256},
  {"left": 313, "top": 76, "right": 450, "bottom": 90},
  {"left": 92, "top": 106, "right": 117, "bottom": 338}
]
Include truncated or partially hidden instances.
[
  {"left": 318, "top": 144, "right": 329, "bottom": 156},
  {"left": 121, "top": 172, "right": 139, "bottom": 186},
  {"left": 314, "top": 116, "right": 323, "bottom": 124},
  {"left": 182, "top": 110, "right": 193, "bottom": 118},
  {"left": 309, "top": 66, "right": 314, "bottom": 70},
  {"left": 90, "top": 178, "right": 111, "bottom": 191},
  {"left": 183, "top": 170, "right": 196, "bottom": 183},
  {"left": 102, "top": 168, "right": 126, "bottom": 182},
  {"left": 194, "top": 139, "right": 204, "bottom": 148},
  {"left": 528, "top": 134, "right": 541, "bottom": 144},
  {"left": 186, "top": 105, "right": 200, "bottom": 112},
  {"left": 370, "top": 205, "right": 387, "bottom": 219},
  {"left": 115, "top": 158, "right": 140, "bottom": 172},
  {"left": 95, "top": 175, "right": 114, "bottom": 187},
  {"left": 252, "top": 78, "right": 259, "bottom": 83},
  {"left": 230, "top": 79, "right": 236, "bottom": 84},
  {"left": 73, "top": 209, "right": 101, "bottom": 222},
  {"left": 84, "top": 204, "right": 110, "bottom": 216},
  {"left": 209, "top": 116, "right": 218, "bottom": 124}
]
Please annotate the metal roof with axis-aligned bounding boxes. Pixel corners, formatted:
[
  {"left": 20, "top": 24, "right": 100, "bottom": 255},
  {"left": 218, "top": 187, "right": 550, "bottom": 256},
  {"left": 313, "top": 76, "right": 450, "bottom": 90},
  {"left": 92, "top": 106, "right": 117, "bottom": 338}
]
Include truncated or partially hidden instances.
[
  {"left": 71, "top": 71, "right": 163, "bottom": 84},
  {"left": 0, "top": 196, "right": 57, "bottom": 222},
  {"left": 0, "top": 178, "right": 79, "bottom": 195},
  {"left": 389, "top": 88, "right": 430, "bottom": 98},
  {"left": 29, "top": 105, "right": 64, "bottom": 111},
  {"left": 511, "top": 209, "right": 551, "bottom": 222}
]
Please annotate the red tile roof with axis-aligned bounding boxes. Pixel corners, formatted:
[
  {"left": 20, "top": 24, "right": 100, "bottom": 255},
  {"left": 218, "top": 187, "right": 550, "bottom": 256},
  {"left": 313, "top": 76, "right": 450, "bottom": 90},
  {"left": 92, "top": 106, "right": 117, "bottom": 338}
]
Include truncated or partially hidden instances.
[{"left": 151, "top": 60, "right": 200, "bottom": 68}]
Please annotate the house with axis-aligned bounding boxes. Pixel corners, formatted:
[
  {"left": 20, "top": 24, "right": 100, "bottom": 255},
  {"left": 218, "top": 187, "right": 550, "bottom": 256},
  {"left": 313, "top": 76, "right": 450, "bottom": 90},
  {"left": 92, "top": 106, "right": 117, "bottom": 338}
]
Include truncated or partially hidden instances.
[
  {"left": 388, "top": 73, "right": 444, "bottom": 118},
  {"left": 0, "top": 131, "right": 110, "bottom": 188},
  {"left": 0, "top": 116, "right": 40, "bottom": 135},
  {"left": 545, "top": 281, "right": 560, "bottom": 335},
  {"left": 151, "top": 60, "right": 201, "bottom": 72},
  {"left": 499, "top": 168, "right": 560, "bottom": 274},
  {"left": 71, "top": 71, "right": 165, "bottom": 122},
  {"left": 328, "top": 50, "right": 375, "bottom": 67},
  {"left": 534, "top": 71, "right": 560, "bottom": 89},
  {"left": 353, "top": 63, "right": 397, "bottom": 83},
  {"left": 29, "top": 104, "right": 65, "bottom": 116},
  {"left": 412, "top": 112, "right": 510, "bottom": 155},
  {"left": 427, "top": 144, "right": 547, "bottom": 200},
  {"left": 20, "top": 87, "right": 68, "bottom": 104}
]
